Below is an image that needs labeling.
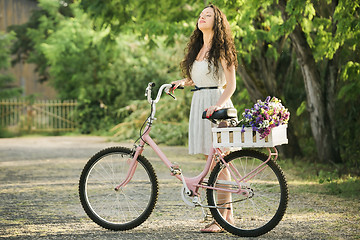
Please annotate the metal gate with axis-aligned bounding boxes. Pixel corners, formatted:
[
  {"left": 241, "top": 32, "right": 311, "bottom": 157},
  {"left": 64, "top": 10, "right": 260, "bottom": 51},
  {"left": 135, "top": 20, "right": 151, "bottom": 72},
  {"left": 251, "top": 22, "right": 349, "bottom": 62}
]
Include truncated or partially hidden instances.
[{"left": 0, "top": 99, "right": 77, "bottom": 132}]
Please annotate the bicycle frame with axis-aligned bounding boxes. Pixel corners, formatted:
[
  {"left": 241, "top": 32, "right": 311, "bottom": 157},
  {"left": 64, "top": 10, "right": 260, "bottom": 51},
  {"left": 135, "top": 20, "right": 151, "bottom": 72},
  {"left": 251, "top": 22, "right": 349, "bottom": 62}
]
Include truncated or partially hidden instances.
[
  {"left": 114, "top": 123, "right": 279, "bottom": 198},
  {"left": 114, "top": 124, "right": 213, "bottom": 195},
  {"left": 114, "top": 82, "right": 279, "bottom": 199}
]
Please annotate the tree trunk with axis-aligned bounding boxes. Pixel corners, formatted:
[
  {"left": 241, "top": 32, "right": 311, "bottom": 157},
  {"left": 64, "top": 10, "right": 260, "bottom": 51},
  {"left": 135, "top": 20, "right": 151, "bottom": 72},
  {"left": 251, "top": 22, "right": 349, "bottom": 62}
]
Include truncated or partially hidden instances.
[
  {"left": 323, "top": 0, "right": 342, "bottom": 163},
  {"left": 236, "top": 56, "right": 303, "bottom": 158},
  {"left": 278, "top": 0, "right": 342, "bottom": 163},
  {"left": 236, "top": 58, "right": 265, "bottom": 102}
]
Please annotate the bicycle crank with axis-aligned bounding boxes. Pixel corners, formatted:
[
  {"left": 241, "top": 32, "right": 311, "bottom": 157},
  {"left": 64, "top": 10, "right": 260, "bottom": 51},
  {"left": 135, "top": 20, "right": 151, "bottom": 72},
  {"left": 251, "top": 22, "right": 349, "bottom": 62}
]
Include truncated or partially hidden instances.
[{"left": 180, "top": 187, "right": 231, "bottom": 210}]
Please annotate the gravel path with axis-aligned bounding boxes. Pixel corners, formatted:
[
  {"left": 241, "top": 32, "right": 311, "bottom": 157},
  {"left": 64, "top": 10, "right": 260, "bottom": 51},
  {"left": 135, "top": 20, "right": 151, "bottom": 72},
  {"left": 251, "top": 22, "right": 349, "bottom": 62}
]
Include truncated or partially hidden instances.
[{"left": 0, "top": 136, "right": 359, "bottom": 239}]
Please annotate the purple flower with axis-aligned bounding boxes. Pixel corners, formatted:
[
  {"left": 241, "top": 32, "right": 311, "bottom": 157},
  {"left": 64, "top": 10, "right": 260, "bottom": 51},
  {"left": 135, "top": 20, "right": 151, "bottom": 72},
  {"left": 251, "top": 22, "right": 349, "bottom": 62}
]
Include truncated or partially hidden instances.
[{"left": 239, "top": 96, "right": 290, "bottom": 139}]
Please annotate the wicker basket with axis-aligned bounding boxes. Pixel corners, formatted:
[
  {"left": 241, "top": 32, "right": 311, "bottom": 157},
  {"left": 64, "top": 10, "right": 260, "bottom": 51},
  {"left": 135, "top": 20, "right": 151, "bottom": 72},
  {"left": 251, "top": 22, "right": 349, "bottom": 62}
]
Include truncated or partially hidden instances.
[{"left": 212, "top": 124, "right": 288, "bottom": 148}]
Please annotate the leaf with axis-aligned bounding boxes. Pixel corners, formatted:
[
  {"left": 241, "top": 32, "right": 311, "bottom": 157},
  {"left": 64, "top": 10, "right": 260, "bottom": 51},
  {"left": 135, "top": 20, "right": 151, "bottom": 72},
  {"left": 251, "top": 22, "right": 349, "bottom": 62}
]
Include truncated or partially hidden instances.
[{"left": 296, "top": 101, "right": 307, "bottom": 116}]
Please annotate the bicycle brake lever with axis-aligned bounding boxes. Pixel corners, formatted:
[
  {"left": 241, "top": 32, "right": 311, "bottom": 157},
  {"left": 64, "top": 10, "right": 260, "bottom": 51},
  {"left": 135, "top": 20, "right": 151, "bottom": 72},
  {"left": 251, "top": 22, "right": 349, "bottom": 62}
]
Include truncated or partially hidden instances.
[
  {"left": 167, "top": 92, "right": 177, "bottom": 100},
  {"left": 164, "top": 86, "right": 177, "bottom": 100}
]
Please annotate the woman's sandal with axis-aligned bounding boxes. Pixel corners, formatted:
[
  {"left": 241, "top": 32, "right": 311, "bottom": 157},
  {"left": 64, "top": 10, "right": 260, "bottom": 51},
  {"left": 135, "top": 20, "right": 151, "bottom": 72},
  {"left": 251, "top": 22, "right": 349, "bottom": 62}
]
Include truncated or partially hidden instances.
[{"left": 200, "top": 220, "right": 224, "bottom": 233}]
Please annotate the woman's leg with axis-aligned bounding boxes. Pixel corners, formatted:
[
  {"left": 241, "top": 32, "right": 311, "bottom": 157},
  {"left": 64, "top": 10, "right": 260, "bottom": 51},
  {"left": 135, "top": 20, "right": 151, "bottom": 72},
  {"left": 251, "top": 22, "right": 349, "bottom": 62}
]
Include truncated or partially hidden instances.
[
  {"left": 217, "top": 167, "right": 234, "bottom": 224},
  {"left": 201, "top": 154, "right": 233, "bottom": 232}
]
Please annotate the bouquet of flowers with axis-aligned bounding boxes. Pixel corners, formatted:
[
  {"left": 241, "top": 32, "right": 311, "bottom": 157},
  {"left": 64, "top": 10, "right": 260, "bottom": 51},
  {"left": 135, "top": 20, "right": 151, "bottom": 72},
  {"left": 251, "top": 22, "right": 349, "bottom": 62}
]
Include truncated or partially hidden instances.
[{"left": 238, "top": 96, "right": 290, "bottom": 139}]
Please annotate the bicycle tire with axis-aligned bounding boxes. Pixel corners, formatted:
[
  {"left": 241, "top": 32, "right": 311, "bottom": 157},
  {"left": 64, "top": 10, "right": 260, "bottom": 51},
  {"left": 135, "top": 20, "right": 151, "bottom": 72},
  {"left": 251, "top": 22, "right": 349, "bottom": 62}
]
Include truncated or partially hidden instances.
[
  {"left": 207, "top": 149, "right": 288, "bottom": 237},
  {"left": 79, "top": 146, "right": 158, "bottom": 231}
]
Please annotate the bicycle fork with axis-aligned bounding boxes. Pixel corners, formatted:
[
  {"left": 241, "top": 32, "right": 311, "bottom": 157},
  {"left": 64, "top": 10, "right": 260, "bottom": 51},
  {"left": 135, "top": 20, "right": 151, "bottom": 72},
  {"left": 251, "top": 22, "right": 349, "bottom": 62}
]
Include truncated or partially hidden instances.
[{"left": 114, "top": 144, "right": 144, "bottom": 191}]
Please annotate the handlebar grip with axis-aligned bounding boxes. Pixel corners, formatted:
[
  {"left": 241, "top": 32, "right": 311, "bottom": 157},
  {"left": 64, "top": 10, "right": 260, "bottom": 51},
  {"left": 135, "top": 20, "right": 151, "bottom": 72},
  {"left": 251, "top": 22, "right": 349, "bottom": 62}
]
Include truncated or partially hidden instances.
[{"left": 171, "top": 84, "right": 184, "bottom": 89}]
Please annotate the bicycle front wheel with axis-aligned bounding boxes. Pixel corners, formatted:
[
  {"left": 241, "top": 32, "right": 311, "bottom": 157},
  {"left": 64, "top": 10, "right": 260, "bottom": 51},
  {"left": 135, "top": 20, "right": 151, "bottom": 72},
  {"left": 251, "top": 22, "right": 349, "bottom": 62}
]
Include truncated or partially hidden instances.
[
  {"left": 79, "top": 147, "right": 158, "bottom": 231},
  {"left": 207, "top": 149, "right": 288, "bottom": 237}
]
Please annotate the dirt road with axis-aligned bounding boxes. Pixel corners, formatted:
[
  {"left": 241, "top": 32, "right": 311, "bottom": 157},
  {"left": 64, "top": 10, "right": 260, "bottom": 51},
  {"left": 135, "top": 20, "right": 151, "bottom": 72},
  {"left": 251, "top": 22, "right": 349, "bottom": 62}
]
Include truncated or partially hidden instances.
[{"left": 0, "top": 136, "right": 359, "bottom": 239}]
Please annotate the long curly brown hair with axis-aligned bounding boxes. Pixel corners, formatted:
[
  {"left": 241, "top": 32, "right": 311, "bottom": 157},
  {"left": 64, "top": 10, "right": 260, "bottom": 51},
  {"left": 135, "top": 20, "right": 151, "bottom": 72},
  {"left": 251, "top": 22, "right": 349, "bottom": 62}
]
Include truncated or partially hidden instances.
[{"left": 180, "top": 4, "right": 238, "bottom": 82}]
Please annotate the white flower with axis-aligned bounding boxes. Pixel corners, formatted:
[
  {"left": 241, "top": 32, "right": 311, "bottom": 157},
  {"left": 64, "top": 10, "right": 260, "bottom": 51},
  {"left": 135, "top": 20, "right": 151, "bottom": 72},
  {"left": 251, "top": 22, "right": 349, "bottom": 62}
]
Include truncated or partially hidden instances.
[{"left": 259, "top": 120, "right": 269, "bottom": 128}]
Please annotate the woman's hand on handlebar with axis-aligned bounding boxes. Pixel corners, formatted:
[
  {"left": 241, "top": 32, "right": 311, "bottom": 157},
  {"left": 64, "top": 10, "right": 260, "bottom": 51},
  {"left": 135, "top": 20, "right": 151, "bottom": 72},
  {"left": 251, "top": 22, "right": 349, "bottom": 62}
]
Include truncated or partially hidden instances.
[{"left": 171, "top": 79, "right": 186, "bottom": 93}]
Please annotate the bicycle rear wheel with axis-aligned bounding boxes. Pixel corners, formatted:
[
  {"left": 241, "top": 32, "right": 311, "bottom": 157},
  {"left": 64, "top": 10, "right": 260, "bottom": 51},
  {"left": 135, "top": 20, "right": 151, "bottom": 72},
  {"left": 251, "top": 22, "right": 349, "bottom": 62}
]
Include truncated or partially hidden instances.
[
  {"left": 207, "top": 149, "right": 288, "bottom": 237},
  {"left": 79, "top": 147, "right": 158, "bottom": 231}
]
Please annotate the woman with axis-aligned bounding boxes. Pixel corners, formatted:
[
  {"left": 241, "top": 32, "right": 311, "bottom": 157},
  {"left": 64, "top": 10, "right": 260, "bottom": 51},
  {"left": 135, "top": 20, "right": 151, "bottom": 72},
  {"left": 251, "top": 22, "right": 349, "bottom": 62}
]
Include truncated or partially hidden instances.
[{"left": 172, "top": 4, "right": 238, "bottom": 233}]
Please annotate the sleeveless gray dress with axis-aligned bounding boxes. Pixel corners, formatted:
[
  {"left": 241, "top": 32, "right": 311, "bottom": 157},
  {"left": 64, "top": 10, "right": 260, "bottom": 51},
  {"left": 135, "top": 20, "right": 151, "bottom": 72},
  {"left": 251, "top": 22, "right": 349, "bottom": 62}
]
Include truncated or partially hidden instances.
[{"left": 188, "top": 60, "right": 235, "bottom": 155}]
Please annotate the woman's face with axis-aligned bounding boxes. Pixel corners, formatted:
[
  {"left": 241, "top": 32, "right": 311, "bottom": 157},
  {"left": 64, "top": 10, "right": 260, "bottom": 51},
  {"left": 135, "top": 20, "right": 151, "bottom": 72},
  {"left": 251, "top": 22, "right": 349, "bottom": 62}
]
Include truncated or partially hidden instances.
[{"left": 197, "top": 7, "right": 215, "bottom": 32}]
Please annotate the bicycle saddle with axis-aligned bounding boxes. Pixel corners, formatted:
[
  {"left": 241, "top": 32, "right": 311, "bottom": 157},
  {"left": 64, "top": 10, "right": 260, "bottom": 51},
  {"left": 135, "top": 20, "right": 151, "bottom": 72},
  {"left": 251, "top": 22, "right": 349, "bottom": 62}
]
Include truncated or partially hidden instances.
[{"left": 202, "top": 108, "right": 237, "bottom": 122}]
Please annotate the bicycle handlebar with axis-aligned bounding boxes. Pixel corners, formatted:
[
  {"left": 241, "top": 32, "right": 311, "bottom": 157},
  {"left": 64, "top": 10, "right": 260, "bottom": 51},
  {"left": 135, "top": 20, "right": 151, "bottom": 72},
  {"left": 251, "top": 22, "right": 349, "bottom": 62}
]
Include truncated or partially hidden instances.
[{"left": 145, "top": 82, "right": 183, "bottom": 103}]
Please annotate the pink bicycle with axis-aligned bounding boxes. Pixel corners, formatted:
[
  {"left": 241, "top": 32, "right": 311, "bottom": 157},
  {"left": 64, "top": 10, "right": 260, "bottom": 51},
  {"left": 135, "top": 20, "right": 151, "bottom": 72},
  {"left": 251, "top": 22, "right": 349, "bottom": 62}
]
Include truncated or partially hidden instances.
[{"left": 79, "top": 82, "right": 288, "bottom": 237}]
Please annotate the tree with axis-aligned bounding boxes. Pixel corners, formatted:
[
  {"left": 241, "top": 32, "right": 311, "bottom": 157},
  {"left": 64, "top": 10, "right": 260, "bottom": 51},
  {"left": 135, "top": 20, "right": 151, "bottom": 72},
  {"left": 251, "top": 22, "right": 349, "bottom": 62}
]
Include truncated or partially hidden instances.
[
  {"left": 276, "top": 0, "right": 360, "bottom": 164},
  {"left": 214, "top": 0, "right": 359, "bottom": 164},
  {"left": 8, "top": 0, "right": 74, "bottom": 82},
  {"left": 8, "top": 0, "right": 360, "bottom": 168},
  {"left": 8, "top": 0, "right": 187, "bottom": 133},
  {"left": 0, "top": 31, "right": 22, "bottom": 99}
]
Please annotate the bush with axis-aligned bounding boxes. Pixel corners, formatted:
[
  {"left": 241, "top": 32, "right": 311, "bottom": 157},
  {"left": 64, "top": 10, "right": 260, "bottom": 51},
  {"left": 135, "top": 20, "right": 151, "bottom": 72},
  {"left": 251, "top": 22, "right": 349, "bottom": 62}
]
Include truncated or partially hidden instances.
[{"left": 111, "top": 89, "right": 191, "bottom": 145}]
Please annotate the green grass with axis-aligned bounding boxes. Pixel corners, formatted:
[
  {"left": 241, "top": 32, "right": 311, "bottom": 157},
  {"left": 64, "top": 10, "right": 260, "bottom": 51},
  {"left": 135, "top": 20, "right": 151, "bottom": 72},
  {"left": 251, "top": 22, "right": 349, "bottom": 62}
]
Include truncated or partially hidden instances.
[{"left": 278, "top": 158, "right": 360, "bottom": 199}]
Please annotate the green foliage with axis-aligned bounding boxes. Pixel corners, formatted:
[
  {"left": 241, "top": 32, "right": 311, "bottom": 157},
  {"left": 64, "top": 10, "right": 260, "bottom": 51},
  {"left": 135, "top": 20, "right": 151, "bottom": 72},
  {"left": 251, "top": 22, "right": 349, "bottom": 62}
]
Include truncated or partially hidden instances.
[
  {"left": 316, "top": 170, "right": 360, "bottom": 198},
  {"left": 8, "top": 0, "right": 73, "bottom": 82},
  {"left": 112, "top": 90, "right": 191, "bottom": 145},
  {"left": 9, "top": 0, "right": 186, "bottom": 133},
  {"left": 0, "top": 31, "right": 21, "bottom": 99},
  {"left": 339, "top": 61, "right": 360, "bottom": 101},
  {"left": 0, "top": 32, "right": 13, "bottom": 69},
  {"left": 220, "top": 0, "right": 359, "bottom": 167},
  {"left": 296, "top": 101, "right": 307, "bottom": 116},
  {"left": 80, "top": 0, "right": 202, "bottom": 44},
  {"left": 323, "top": 176, "right": 360, "bottom": 197},
  {"left": 279, "top": 158, "right": 360, "bottom": 198},
  {"left": 7, "top": 0, "right": 360, "bottom": 171}
]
